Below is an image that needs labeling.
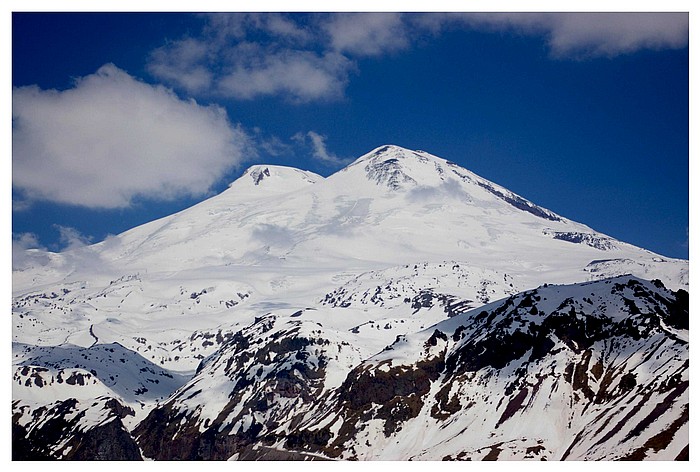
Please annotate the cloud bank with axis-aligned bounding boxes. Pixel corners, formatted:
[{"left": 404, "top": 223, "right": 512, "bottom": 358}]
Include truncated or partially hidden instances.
[
  {"left": 13, "top": 64, "right": 250, "bottom": 209},
  {"left": 146, "top": 12, "right": 688, "bottom": 103},
  {"left": 455, "top": 12, "right": 689, "bottom": 58},
  {"left": 147, "top": 13, "right": 356, "bottom": 103}
]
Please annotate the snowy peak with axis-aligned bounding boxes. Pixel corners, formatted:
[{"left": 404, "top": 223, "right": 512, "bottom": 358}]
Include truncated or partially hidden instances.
[
  {"left": 249, "top": 166, "right": 272, "bottom": 185},
  {"left": 337, "top": 145, "right": 563, "bottom": 223},
  {"left": 342, "top": 145, "right": 453, "bottom": 190},
  {"left": 350, "top": 144, "right": 415, "bottom": 164},
  {"left": 230, "top": 164, "right": 322, "bottom": 194}
]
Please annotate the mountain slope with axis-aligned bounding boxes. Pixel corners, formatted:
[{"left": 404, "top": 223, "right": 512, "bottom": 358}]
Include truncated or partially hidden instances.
[
  {"left": 14, "top": 145, "right": 688, "bottom": 288},
  {"left": 12, "top": 145, "right": 689, "bottom": 460}
]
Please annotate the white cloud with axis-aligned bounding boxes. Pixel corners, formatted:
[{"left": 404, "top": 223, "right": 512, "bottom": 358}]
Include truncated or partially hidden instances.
[
  {"left": 54, "top": 225, "right": 93, "bottom": 250},
  {"left": 260, "top": 14, "right": 312, "bottom": 43},
  {"left": 454, "top": 12, "right": 688, "bottom": 58},
  {"left": 147, "top": 38, "right": 213, "bottom": 94},
  {"left": 546, "top": 13, "right": 688, "bottom": 57},
  {"left": 13, "top": 232, "right": 44, "bottom": 251},
  {"left": 256, "top": 134, "right": 292, "bottom": 157},
  {"left": 12, "top": 196, "right": 33, "bottom": 212},
  {"left": 324, "top": 13, "right": 409, "bottom": 57},
  {"left": 203, "top": 13, "right": 311, "bottom": 44},
  {"left": 13, "top": 64, "right": 250, "bottom": 209},
  {"left": 216, "top": 49, "right": 353, "bottom": 102},
  {"left": 148, "top": 14, "right": 354, "bottom": 103},
  {"left": 12, "top": 233, "right": 49, "bottom": 270},
  {"left": 148, "top": 13, "right": 390, "bottom": 102},
  {"left": 303, "top": 131, "right": 350, "bottom": 166}
]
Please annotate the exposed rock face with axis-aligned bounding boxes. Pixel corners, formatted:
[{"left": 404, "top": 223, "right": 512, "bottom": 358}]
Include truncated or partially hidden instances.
[
  {"left": 67, "top": 419, "right": 143, "bottom": 460},
  {"left": 12, "top": 396, "right": 141, "bottom": 460},
  {"left": 127, "top": 276, "right": 688, "bottom": 461},
  {"left": 133, "top": 314, "right": 363, "bottom": 460}
]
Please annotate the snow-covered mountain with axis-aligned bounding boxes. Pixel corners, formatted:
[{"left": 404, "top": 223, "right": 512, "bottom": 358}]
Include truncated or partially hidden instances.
[{"left": 12, "top": 145, "right": 688, "bottom": 460}]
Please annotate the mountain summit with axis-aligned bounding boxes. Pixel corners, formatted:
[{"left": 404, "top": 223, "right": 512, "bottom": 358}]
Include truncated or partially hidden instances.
[
  {"left": 23, "top": 144, "right": 684, "bottom": 286},
  {"left": 232, "top": 165, "right": 322, "bottom": 193},
  {"left": 12, "top": 145, "right": 688, "bottom": 460},
  {"left": 342, "top": 145, "right": 446, "bottom": 190},
  {"left": 341, "top": 145, "right": 564, "bottom": 220}
]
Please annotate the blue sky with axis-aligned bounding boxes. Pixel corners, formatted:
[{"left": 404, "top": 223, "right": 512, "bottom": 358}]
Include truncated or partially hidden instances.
[{"left": 11, "top": 11, "right": 689, "bottom": 259}]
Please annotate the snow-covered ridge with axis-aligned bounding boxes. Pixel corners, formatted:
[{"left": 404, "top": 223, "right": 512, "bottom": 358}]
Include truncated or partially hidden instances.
[
  {"left": 131, "top": 275, "right": 689, "bottom": 460},
  {"left": 278, "top": 276, "right": 688, "bottom": 460},
  {"left": 235, "top": 164, "right": 322, "bottom": 191}
]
